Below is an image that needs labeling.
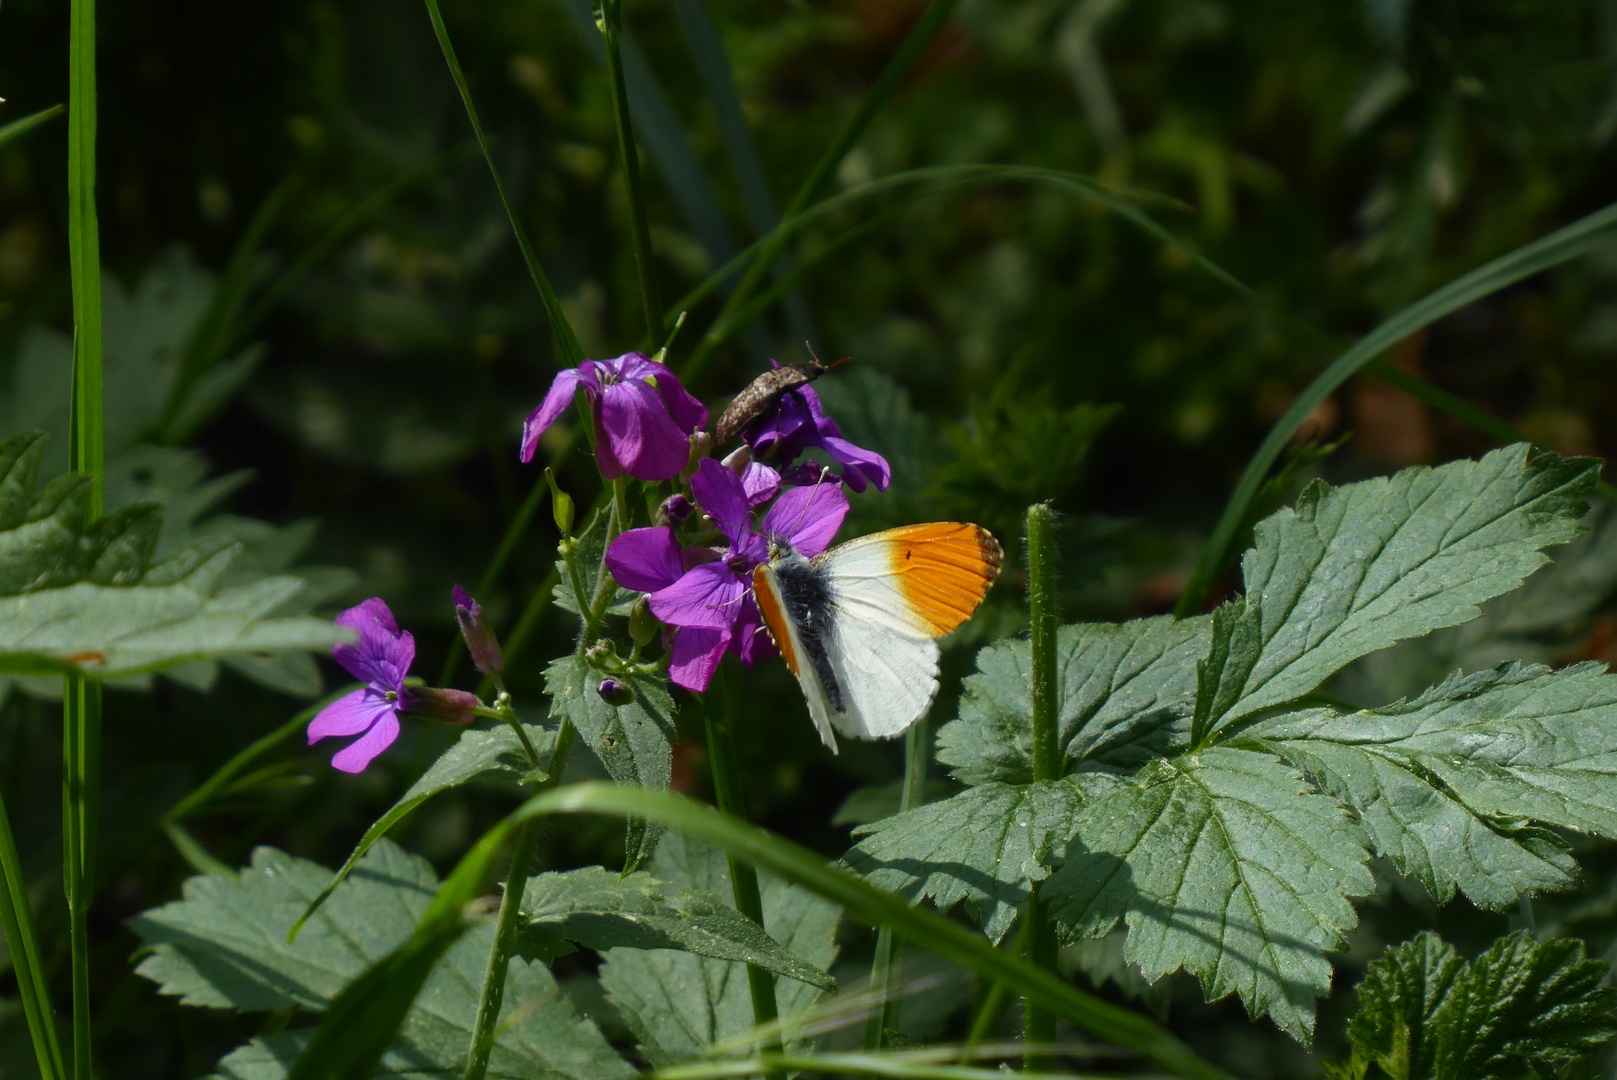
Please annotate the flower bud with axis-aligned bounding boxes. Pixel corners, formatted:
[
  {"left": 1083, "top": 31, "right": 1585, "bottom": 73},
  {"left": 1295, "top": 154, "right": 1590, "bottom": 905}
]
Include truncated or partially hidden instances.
[
  {"left": 656, "top": 493, "right": 692, "bottom": 527},
  {"left": 681, "top": 430, "right": 711, "bottom": 482},
  {"left": 544, "top": 467, "right": 575, "bottom": 536},
  {"left": 451, "top": 585, "right": 504, "bottom": 675},
  {"left": 585, "top": 639, "right": 617, "bottom": 665},
  {"left": 399, "top": 686, "right": 480, "bottom": 725},
  {"left": 597, "top": 678, "right": 635, "bottom": 706},
  {"left": 630, "top": 595, "right": 659, "bottom": 647}
]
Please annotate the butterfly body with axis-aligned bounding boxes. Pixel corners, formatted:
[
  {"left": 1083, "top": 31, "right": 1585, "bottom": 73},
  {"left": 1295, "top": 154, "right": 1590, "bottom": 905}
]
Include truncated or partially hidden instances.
[{"left": 753, "top": 522, "right": 1002, "bottom": 752}]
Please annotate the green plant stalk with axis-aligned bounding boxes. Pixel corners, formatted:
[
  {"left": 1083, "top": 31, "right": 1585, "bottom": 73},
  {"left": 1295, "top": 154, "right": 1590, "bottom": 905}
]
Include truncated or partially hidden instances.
[
  {"left": 960, "top": 915, "right": 1033, "bottom": 1062},
  {"left": 0, "top": 103, "right": 65, "bottom": 149},
  {"left": 422, "top": 0, "right": 584, "bottom": 367},
  {"left": 463, "top": 709, "right": 574, "bottom": 1080},
  {"left": 863, "top": 716, "right": 930, "bottom": 1050},
  {"left": 682, "top": 0, "right": 961, "bottom": 383},
  {"left": 0, "top": 784, "right": 67, "bottom": 1080},
  {"left": 1024, "top": 503, "right": 1061, "bottom": 1067},
  {"left": 65, "top": 0, "right": 104, "bottom": 1072},
  {"left": 703, "top": 686, "right": 783, "bottom": 1065},
  {"left": 598, "top": 0, "right": 664, "bottom": 343}
]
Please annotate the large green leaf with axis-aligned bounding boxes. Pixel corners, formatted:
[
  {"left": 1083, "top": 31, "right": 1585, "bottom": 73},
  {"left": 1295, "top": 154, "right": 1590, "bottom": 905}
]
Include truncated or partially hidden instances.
[
  {"left": 935, "top": 617, "right": 1209, "bottom": 785},
  {"left": 131, "top": 840, "right": 629, "bottom": 1080},
  {"left": 544, "top": 655, "right": 676, "bottom": 869},
  {"left": 1343, "top": 931, "right": 1617, "bottom": 1080},
  {"left": 1249, "top": 662, "right": 1617, "bottom": 910},
  {"left": 1197, "top": 444, "right": 1598, "bottom": 741},
  {"left": 1044, "top": 747, "right": 1373, "bottom": 1042},
  {"left": 598, "top": 833, "right": 840, "bottom": 1067},
  {"left": 844, "top": 777, "right": 1111, "bottom": 945},
  {"left": 516, "top": 865, "right": 836, "bottom": 990}
]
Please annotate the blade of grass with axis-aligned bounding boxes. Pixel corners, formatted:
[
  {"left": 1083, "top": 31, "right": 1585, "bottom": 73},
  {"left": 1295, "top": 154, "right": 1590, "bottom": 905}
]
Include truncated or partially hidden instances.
[
  {"left": 409, "top": 783, "right": 1237, "bottom": 1080},
  {"left": 0, "top": 103, "right": 64, "bottom": 149},
  {"left": 684, "top": 0, "right": 962, "bottom": 382},
  {"left": 598, "top": 0, "right": 664, "bottom": 342},
  {"left": 1174, "top": 199, "right": 1617, "bottom": 616},
  {"left": 65, "top": 0, "right": 104, "bottom": 1073},
  {"left": 421, "top": 0, "right": 584, "bottom": 367},
  {"left": 0, "top": 783, "right": 67, "bottom": 1080}
]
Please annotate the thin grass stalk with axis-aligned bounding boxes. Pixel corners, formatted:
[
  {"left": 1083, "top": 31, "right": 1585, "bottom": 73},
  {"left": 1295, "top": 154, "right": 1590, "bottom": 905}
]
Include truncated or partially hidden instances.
[
  {"left": 1023, "top": 504, "right": 1061, "bottom": 1067},
  {"left": 682, "top": 0, "right": 961, "bottom": 383},
  {"left": 0, "top": 783, "right": 67, "bottom": 1080},
  {"left": 65, "top": 0, "right": 104, "bottom": 1071},
  {"left": 598, "top": 0, "right": 664, "bottom": 343},
  {"left": 704, "top": 678, "right": 784, "bottom": 1073},
  {"left": 0, "top": 103, "right": 65, "bottom": 149},
  {"left": 863, "top": 716, "right": 930, "bottom": 1050},
  {"left": 421, "top": 0, "right": 584, "bottom": 367}
]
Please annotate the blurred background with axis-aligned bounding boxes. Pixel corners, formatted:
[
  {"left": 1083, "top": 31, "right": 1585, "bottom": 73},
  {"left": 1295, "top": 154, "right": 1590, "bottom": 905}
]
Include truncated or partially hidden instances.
[{"left": 2, "top": 0, "right": 1617, "bottom": 1075}]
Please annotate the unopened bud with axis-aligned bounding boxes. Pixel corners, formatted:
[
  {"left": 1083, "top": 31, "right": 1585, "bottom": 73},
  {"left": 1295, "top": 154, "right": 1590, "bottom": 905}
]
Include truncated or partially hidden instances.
[
  {"left": 656, "top": 494, "right": 692, "bottom": 527},
  {"left": 585, "top": 639, "right": 617, "bottom": 665},
  {"left": 681, "top": 430, "right": 711, "bottom": 482},
  {"left": 544, "top": 467, "right": 575, "bottom": 536},
  {"left": 597, "top": 678, "right": 635, "bottom": 706},
  {"left": 721, "top": 445, "right": 752, "bottom": 474},
  {"left": 399, "top": 686, "right": 480, "bottom": 725},
  {"left": 451, "top": 585, "right": 504, "bottom": 675},
  {"left": 630, "top": 595, "right": 659, "bottom": 647}
]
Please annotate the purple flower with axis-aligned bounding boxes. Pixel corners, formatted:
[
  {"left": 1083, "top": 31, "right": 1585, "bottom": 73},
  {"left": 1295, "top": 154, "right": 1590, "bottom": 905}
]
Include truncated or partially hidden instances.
[
  {"left": 452, "top": 585, "right": 504, "bottom": 676},
  {"left": 308, "top": 599, "right": 414, "bottom": 773},
  {"left": 521, "top": 352, "right": 708, "bottom": 481},
  {"left": 605, "top": 459, "right": 848, "bottom": 691},
  {"left": 744, "top": 377, "right": 890, "bottom": 493}
]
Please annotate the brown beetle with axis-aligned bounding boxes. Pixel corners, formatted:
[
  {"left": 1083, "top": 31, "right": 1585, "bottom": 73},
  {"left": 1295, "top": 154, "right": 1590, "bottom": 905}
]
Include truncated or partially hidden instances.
[{"left": 712, "top": 346, "right": 847, "bottom": 448}]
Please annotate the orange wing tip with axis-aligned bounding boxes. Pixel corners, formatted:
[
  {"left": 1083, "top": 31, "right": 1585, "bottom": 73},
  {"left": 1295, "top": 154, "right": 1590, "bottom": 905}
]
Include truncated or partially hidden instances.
[
  {"left": 752, "top": 563, "right": 801, "bottom": 677},
  {"left": 887, "top": 522, "right": 1002, "bottom": 637}
]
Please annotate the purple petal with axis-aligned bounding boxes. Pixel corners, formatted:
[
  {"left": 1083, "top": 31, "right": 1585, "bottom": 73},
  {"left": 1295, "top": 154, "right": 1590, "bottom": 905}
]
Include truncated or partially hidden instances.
[
  {"left": 821, "top": 434, "right": 892, "bottom": 493},
  {"left": 606, "top": 527, "right": 685, "bottom": 593},
  {"left": 649, "top": 562, "right": 746, "bottom": 630},
  {"left": 329, "top": 711, "right": 401, "bottom": 773},
  {"left": 731, "top": 596, "right": 778, "bottom": 666},
  {"left": 602, "top": 352, "right": 656, "bottom": 380},
  {"left": 762, "top": 483, "right": 848, "bottom": 559},
  {"left": 599, "top": 379, "right": 693, "bottom": 482},
  {"left": 668, "top": 626, "right": 729, "bottom": 693},
  {"left": 691, "top": 459, "right": 754, "bottom": 547},
  {"left": 520, "top": 368, "right": 589, "bottom": 463},
  {"left": 307, "top": 687, "right": 394, "bottom": 742},
  {"left": 740, "top": 462, "right": 782, "bottom": 507},
  {"left": 649, "top": 367, "right": 708, "bottom": 434},
  {"left": 745, "top": 391, "right": 817, "bottom": 461},
  {"left": 332, "top": 599, "right": 415, "bottom": 690}
]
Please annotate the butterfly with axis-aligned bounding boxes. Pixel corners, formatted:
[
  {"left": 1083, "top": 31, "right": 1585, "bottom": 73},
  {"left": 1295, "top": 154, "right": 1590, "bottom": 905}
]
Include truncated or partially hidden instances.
[{"left": 752, "top": 523, "right": 1002, "bottom": 752}]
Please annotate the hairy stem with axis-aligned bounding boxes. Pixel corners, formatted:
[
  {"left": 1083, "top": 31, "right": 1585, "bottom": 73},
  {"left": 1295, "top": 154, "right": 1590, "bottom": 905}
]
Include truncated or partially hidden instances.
[
  {"left": 862, "top": 716, "right": 931, "bottom": 1049},
  {"left": 1024, "top": 503, "right": 1060, "bottom": 1067}
]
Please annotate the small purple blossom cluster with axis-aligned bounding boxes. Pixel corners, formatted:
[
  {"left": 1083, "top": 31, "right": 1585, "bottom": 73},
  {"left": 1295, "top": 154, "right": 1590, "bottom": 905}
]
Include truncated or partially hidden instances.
[{"left": 308, "top": 351, "right": 888, "bottom": 770}]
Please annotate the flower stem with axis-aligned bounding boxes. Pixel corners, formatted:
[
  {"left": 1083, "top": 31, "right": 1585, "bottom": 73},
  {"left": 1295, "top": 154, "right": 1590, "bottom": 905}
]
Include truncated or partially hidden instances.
[
  {"left": 1024, "top": 503, "right": 1060, "bottom": 1069},
  {"left": 597, "top": 0, "right": 664, "bottom": 343},
  {"left": 862, "top": 716, "right": 930, "bottom": 1050},
  {"left": 0, "top": 777, "right": 67, "bottom": 1080},
  {"left": 702, "top": 680, "right": 782, "bottom": 1071},
  {"left": 463, "top": 717, "right": 575, "bottom": 1080}
]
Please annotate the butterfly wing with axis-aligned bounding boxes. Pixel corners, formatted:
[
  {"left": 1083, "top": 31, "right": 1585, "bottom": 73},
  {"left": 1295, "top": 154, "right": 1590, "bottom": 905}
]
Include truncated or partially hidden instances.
[{"left": 753, "top": 560, "right": 841, "bottom": 752}]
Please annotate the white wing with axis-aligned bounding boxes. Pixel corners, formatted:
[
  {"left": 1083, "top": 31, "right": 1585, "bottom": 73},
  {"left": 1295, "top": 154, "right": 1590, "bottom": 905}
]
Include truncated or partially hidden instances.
[
  {"left": 754, "top": 561, "right": 842, "bottom": 753},
  {"left": 823, "top": 573, "right": 940, "bottom": 740}
]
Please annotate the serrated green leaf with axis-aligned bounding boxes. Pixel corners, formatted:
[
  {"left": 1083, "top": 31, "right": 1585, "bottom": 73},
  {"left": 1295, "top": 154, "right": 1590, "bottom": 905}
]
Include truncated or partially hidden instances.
[
  {"left": 132, "top": 840, "right": 629, "bottom": 1080},
  {"left": 553, "top": 509, "right": 636, "bottom": 617},
  {"left": 1348, "top": 930, "right": 1617, "bottom": 1080},
  {"left": 936, "top": 617, "right": 1209, "bottom": 785},
  {"left": 844, "top": 776, "right": 1112, "bottom": 945},
  {"left": 291, "top": 722, "right": 551, "bottom": 939},
  {"left": 1249, "top": 662, "right": 1617, "bottom": 910},
  {"left": 598, "top": 833, "right": 840, "bottom": 1067},
  {"left": 544, "top": 656, "right": 675, "bottom": 869},
  {"left": 1200, "top": 444, "right": 1598, "bottom": 740},
  {"left": 1045, "top": 746, "right": 1373, "bottom": 1042},
  {"left": 516, "top": 866, "right": 836, "bottom": 991}
]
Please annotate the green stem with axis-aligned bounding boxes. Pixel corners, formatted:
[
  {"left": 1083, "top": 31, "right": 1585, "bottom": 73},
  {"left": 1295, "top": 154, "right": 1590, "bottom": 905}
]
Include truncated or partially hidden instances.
[
  {"left": 598, "top": 0, "right": 664, "bottom": 343},
  {"left": 863, "top": 717, "right": 930, "bottom": 1049},
  {"left": 960, "top": 915, "right": 1033, "bottom": 1063},
  {"left": 702, "top": 684, "right": 782, "bottom": 1067},
  {"left": 62, "top": 678, "right": 101, "bottom": 1080},
  {"left": 463, "top": 716, "right": 574, "bottom": 1080},
  {"left": 1024, "top": 503, "right": 1060, "bottom": 1068},
  {"left": 0, "top": 779, "right": 67, "bottom": 1080}
]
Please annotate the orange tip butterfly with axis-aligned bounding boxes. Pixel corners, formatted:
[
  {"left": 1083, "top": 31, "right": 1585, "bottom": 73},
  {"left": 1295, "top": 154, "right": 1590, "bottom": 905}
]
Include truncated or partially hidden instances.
[{"left": 752, "top": 522, "right": 1002, "bottom": 753}]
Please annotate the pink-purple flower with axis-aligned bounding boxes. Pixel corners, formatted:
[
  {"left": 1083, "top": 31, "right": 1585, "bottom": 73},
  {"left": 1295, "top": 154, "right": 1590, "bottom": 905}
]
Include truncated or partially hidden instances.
[
  {"left": 744, "top": 378, "right": 890, "bottom": 493},
  {"left": 521, "top": 352, "right": 708, "bottom": 481},
  {"left": 605, "top": 459, "right": 848, "bottom": 692},
  {"left": 308, "top": 599, "right": 414, "bottom": 773}
]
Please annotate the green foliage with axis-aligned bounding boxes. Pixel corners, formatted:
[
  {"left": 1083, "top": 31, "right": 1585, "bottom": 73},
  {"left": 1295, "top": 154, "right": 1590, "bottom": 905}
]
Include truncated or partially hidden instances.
[
  {"left": 516, "top": 864, "right": 836, "bottom": 990},
  {"left": 1336, "top": 931, "right": 1617, "bottom": 1080},
  {"left": 131, "top": 840, "right": 630, "bottom": 1080},
  {"left": 598, "top": 833, "right": 840, "bottom": 1067},
  {"left": 0, "top": 431, "right": 344, "bottom": 680}
]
